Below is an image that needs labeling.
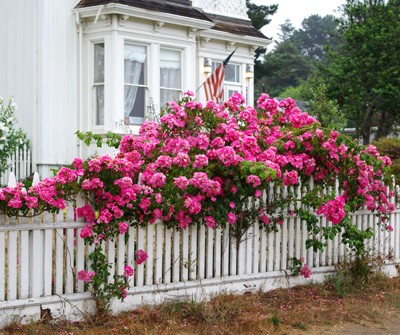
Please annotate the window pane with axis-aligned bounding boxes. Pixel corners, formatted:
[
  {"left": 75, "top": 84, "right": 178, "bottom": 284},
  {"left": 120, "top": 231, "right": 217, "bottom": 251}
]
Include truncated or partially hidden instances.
[
  {"left": 212, "top": 62, "right": 239, "bottom": 83},
  {"left": 160, "top": 49, "right": 181, "bottom": 89},
  {"left": 95, "top": 85, "right": 104, "bottom": 125},
  {"left": 124, "top": 85, "right": 145, "bottom": 125},
  {"left": 94, "top": 43, "right": 104, "bottom": 83},
  {"left": 225, "top": 64, "right": 239, "bottom": 83},
  {"left": 160, "top": 89, "right": 180, "bottom": 107},
  {"left": 124, "top": 44, "right": 147, "bottom": 85}
]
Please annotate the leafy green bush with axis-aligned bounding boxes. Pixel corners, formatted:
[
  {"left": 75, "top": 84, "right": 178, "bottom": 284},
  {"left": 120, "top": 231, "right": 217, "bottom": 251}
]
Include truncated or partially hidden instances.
[
  {"left": 0, "top": 97, "right": 29, "bottom": 178},
  {"left": 373, "top": 137, "right": 400, "bottom": 184}
]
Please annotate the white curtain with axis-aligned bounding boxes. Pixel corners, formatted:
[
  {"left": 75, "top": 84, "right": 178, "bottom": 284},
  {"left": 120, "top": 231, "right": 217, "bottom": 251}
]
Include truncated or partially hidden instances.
[
  {"left": 124, "top": 45, "right": 146, "bottom": 123},
  {"left": 94, "top": 44, "right": 105, "bottom": 125},
  {"left": 160, "top": 49, "right": 181, "bottom": 106}
]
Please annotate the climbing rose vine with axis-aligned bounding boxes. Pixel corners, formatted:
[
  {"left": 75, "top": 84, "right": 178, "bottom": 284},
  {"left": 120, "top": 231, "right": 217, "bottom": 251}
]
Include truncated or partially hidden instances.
[{"left": 0, "top": 92, "right": 395, "bottom": 306}]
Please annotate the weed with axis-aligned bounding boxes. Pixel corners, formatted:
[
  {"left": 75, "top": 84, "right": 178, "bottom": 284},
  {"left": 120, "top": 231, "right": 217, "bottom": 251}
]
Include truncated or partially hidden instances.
[{"left": 269, "top": 315, "right": 281, "bottom": 327}]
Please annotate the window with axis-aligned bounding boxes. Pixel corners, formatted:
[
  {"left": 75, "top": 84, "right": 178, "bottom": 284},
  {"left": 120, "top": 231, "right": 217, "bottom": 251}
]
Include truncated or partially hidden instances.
[
  {"left": 124, "top": 44, "right": 147, "bottom": 125},
  {"left": 212, "top": 61, "right": 241, "bottom": 100},
  {"left": 93, "top": 43, "right": 105, "bottom": 126},
  {"left": 160, "top": 48, "right": 181, "bottom": 107},
  {"left": 212, "top": 62, "right": 240, "bottom": 83}
]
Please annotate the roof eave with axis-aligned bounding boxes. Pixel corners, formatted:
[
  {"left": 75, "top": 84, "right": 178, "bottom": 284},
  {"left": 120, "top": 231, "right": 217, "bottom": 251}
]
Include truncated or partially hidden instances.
[
  {"left": 197, "top": 29, "right": 272, "bottom": 48},
  {"left": 73, "top": 3, "right": 214, "bottom": 30}
]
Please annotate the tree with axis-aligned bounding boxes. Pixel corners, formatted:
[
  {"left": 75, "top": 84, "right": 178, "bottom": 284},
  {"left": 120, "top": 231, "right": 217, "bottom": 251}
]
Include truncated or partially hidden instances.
[
  {"left": 291, "top": 14, "right": 341, "bottom": 61},
  {"left": 320, "top": 0, "right": 400, "bottom": 143},
  {"left": 246, "top": 0, "right": 278, "bottom": 59},
  {"left": 255, "top": 21, "right": 314, "bottom": 98}
]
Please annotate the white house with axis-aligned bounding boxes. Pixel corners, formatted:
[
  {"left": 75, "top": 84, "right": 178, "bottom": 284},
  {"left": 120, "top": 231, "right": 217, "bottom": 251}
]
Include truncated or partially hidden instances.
[{"left": 0, "top": 0, "right": 270, "bottom": 177}]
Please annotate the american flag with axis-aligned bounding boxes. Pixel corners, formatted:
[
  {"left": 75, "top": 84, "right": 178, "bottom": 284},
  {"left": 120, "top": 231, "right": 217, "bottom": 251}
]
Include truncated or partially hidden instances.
[{"left": 203, "top": 49, "right": 236, "bottom": 103}]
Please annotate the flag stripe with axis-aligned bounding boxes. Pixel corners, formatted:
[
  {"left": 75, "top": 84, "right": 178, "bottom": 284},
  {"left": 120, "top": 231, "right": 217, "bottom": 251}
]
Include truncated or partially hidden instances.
[{"left": 204, "top": 63, "right": 225, "bottom": 103}]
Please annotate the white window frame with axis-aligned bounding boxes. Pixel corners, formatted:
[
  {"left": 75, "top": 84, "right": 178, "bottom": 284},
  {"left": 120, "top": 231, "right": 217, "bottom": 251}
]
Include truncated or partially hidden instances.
[{"left": 91, "top": 40, "right": 106, "bottom": 131}]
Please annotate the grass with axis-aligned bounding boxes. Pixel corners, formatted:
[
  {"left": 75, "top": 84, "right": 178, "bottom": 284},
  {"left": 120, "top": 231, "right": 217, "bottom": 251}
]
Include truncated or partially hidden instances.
[{"left": 2, "top": 274, "right": 400, "bottom": 335}]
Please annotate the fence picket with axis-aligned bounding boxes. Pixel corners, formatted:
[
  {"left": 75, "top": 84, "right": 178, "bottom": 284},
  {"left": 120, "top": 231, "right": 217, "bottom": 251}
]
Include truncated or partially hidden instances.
[
  {"left": 214, "top": 227, "right": 222, "bottom": 278},
  {"left": 182, "top": 226, "right": 189, "bottom": 281},
  {"left": 155, "top": 223, "right": 163, "bottom": 284},
  {"left": 164, "top": 228, "right": 172, "bottom": 284},
  {"left": 76, "top": 228, "right": 85, "bottom": 292},
  {"left": 19, "top": 230, "right": 29, "bottom": 299},
  {"left": 43, "top": 229, "right": 53, "bottom": 296},
  {"left": 206, "top": 228, "right": 214, "bottom": 279},
  {"left": 55, "top": 228, "right": 64, "bottom": 294},
  {"left": 0, "top": 232, "right": 4, "bottom": 300},
  {"left": 222, "top": 223, "right": 229, "bottom": 276},
  {"left": 198, "top": 225, "right": 206, "bottom": 279},
  {"left": 189, "top": 224, "right": 197, "bottom": 280},
  {"left": 31, "top": 230, "right": 43, "bottom": 297},
  {"left": 252, "top": 223, "right": 260, "bottom": 274},
  {"left": 7, "top": 231, "right": 17, "bottom": 300},
  {"left": 136, "top": 227, "right": 145, "bottom": 286},
  {"left": 173, "top": 229, "right": 180, "bottom": 283},
  {"left": 146, "top": 225, "right": 154, "bottom": 285}
]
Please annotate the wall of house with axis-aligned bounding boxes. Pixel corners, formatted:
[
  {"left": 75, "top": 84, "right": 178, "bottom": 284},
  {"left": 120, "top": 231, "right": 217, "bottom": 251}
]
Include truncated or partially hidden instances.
[
  {"left": 0, "top": 0, "right": 80, "bottom": 177},
  {"left": 0, "top": 0, "right": 36, "bottom": 143}
]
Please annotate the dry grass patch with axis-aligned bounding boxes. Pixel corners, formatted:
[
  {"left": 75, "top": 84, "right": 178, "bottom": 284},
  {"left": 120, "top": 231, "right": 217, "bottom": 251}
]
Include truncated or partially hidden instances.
[{"left": 2, "top": 275, "right": 400, "bottom": 335}]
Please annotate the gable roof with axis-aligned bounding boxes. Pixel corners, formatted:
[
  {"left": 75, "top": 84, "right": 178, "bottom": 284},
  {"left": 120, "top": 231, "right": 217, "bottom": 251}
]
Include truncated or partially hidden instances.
[{"left": 75, "top": 0, "right": 269, "bottom": 41}]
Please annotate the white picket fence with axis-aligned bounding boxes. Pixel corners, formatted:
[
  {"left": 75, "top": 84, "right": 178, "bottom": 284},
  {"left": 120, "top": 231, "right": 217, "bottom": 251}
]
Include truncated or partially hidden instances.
[
  {"left": 0, "top": 176, "right": 399, "bottom": 327},
  {"left": 0, "top": 144, "right": 31, "bottom": 186}
]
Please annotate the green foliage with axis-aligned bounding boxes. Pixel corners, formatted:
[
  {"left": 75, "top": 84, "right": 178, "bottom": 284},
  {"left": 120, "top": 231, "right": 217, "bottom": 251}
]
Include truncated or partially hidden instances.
[
  {"left": 76, "top": 131, "right": 122, "bottom": 149},
  {"left": 0, "top": 97, "right": 29, "bottom": 179},
  {"left": 255, "top": 14, "right": 340, "bottom": 98},
  {"left": 246, "top": 0, "right": 278, "bottom": 59},
  {"left": 319, "top": 0, "right": 400, "bottom": 143},
  {"left": 373, "top": 137, "right": 400, "bottom": 184}
]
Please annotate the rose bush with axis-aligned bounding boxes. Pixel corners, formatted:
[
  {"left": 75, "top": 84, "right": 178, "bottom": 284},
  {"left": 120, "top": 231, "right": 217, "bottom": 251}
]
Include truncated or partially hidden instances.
[{"left": 0, "top": 92, "right": 394, "bottom": 308}]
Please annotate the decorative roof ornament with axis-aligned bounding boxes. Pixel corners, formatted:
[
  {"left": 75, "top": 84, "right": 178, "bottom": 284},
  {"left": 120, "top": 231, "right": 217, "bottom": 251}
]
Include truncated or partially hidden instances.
[{"left": 192, "top": 0, "right": 249, "bottom": 20}]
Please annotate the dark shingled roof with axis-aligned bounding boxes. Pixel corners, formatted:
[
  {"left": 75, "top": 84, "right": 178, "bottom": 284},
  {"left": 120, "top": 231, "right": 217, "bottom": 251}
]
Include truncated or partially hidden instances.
[
  {"left": 208, "top": 14, "right": 269, "bottom": 40},
  {"left": 75, "top": 0, "right": 212, "bottom": 22},
  {"left": 75, "top": 0, "right": 269, "bottom": 40}
]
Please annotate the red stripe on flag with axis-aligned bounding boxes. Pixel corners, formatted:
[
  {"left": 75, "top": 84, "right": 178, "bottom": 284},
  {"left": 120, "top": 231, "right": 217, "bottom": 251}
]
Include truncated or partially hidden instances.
[{"left": 204, "top": 63, "right": 225, "bottom": 103}]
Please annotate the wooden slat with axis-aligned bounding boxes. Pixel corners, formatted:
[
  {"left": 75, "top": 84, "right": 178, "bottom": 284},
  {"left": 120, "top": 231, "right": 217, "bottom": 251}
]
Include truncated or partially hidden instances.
[
  {"left": 18, "top": 230, "right": 29, "bottom": 299},
  {"left": 55, "top": 228, "right": 64, "bottom": 294},
  {"left": 0, "top": 232, "right": 4, "bottom": 300},
  {"left": 181, "top": 226, "right": 189, "bottom": 281},
  {"left": 252, "top": 223, "right": 260, "bottom": 274},
  {"left": 206, "top": 227, "right": 214, "bottom": 278},
  {"left": 245, "top": 229, "right": 252, "bottom": 274},
  {"left": 222, "top": 224, "right": 229, "bottom": 276},
  {"left": 173, "top": 229, "right": 180, "bottom": 283},
  {"left": 136, "top": 227, "right": 145, "bottom": 286},
  {"left": 117, "top": 233, "right": 125, "bottom": 277},
  {"left": 65, "top": 228, "right": 75, "bottom": 293},
  {"left": 214, "top": 227, "right": 222, "bottom": 278},
  {"left": 43, "top": 229, "right": 53, "bottom": 296},
  {"left": 7, "top": 231, "right": 18, "bottom": 300},
  {"left": 155, "top": 223, "right": 163, "bottom": 284},
  {"left": 146, "top": 225, "right": 154, "bottom": 285},
  {"left": 76, "top": 228, "right": 85, "bottom": 292},
  {"left": 31, "top": 230, "right": 43, "bottom": 297},
  {"left": 198, "top": 225, "right": 206, "bottom": 279},
  {"left": 164, "top": 228, "right": 172, "bottom": 284},
  {"left": 189, "top": 224, "right": 197, "bottom": 280}
]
